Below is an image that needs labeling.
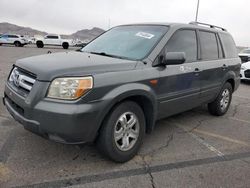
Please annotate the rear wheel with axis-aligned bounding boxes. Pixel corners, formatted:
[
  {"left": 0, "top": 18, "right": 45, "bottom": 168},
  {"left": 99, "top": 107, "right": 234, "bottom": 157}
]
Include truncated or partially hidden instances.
[
  {"left": 62, "top": 42, "right": 69, "bottom": 49},
  {"left": 208, "top": 82, "right": 233, "bottom": 116},
  {"left": 14, "top": 41, "right": 21, "bottom": 47},
  {"left": 97, "top": 101, "right": 145, "bottom": 163},
  {"left": 36, "top": 41, "right": 44, "bottom": 48}
]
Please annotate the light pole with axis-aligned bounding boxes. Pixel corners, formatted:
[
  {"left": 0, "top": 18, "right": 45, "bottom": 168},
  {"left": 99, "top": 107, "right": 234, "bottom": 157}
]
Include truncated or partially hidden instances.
[
  {"left": 195, "top": 0, "right": 200, "bottom": 22},
  {"left": 108, "top": 19, "right": 111, "bottom": 29}
]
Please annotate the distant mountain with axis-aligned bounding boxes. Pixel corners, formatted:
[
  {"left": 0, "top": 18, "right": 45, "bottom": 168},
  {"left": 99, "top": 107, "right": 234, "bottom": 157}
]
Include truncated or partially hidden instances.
[
  {"left": 71, "top": 27, "right": 105, "bottom": 40},
  {"left": 0, "top": 22, "right": 105, "bottom": 41},
  {"left": 0, "top": 22, "right": 47, "bottom": 36}
]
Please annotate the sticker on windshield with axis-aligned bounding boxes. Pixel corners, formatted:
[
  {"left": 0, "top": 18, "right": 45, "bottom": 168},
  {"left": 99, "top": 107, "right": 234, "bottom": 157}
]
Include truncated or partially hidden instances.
[{"left": 135, "top": 32, "right": 155, "bottom": 39}]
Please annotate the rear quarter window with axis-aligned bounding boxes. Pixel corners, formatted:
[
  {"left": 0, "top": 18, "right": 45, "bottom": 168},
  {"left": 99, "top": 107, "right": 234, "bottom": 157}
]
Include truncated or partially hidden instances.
[{"left": 220, "top": 33, "right": 237, "bottom": 58}]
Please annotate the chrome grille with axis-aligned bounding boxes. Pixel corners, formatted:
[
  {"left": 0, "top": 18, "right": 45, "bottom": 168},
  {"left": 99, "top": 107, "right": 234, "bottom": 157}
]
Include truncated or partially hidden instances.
[{"left": 8, "top": 67, "right": 36, "bottom": 96}]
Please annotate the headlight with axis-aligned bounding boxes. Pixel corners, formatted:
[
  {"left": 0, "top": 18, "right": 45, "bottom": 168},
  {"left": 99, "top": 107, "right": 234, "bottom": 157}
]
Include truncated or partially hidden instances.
[{"left": 47, "top": 76, "right": 93, "bottom": 100}]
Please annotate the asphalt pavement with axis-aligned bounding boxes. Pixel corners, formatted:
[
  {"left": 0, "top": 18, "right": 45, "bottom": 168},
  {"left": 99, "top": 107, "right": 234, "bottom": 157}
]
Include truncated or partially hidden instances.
[{"left": 0, "top": 45, "right": 249, "bottom": 188}]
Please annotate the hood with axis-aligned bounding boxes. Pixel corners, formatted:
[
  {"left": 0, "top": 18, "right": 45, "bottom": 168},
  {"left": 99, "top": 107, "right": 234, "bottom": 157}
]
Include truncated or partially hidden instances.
[
  {"left": 16, "top": 52, "right": 138, "bottom": 81},
  {"left": 242, "top": 61, "right": 250, "bottom": 69}
]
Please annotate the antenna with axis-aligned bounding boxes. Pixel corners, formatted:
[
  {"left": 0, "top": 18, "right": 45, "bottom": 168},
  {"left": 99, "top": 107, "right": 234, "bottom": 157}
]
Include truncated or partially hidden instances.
[{"left": 195, "top": 0, "right": 200, "bottom": 22}]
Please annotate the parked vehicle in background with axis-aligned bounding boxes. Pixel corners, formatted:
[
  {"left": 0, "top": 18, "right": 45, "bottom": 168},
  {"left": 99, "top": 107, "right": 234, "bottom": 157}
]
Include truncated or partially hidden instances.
[
  {"left": 240, "top": 61, "right": 250, "bottom": 81},
  {"left": 0, "top": 34, "right": 29, "bottom": 47},
  {"left": 3, "top": 22, "right": 241, "bottom": 162},
  {"left": 25, "top": 37, "right": 34, "bottom": 44},
  {"left": 239, "top": 48, "right": 250, "bottom": 63},
  {"left": 36, "top": 34, "right": 73, "bottom": 49}
]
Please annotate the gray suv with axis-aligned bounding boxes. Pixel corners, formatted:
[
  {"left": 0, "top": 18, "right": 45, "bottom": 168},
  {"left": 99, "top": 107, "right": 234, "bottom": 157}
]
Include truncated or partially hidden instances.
[{"left": 3, "top": 22, "right": 241, "bottom": 162}]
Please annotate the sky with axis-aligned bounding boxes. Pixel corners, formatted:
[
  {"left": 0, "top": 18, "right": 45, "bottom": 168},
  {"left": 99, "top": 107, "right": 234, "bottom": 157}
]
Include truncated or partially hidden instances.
[{"left": 0, "top": 0, "right": 249, "bottom": 46}]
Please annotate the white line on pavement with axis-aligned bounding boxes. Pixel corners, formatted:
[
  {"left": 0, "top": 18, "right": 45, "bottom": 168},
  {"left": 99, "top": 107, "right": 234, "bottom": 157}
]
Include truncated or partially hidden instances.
[{"left": 173, "top": 122, "right": 224, "bottom": 157}]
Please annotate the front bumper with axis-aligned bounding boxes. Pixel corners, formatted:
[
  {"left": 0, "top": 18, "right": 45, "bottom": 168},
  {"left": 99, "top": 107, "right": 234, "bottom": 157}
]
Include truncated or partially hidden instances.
[
  {"left": 240, "top": 69, "right": 250, "bottom": 80},
  {"left": 3, "top": 82, "right": 105, "bottom": 144}
]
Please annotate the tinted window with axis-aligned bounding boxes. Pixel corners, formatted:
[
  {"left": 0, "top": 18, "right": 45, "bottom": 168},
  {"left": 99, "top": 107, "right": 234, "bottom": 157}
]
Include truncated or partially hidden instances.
[
  {"left": 200, "top": 31, "right": 218, "bottom": 60},
  {"left": 46, "top": 36, "right": 59, "bottom": 39},
  {"left": 8, "top": 35, "right": 18, "bottom": 38},
  {"left": 166, "top": 30, "right": 197, "bottom": 63},
  {"left": 241, "top": 49, "right": 250, "bottom": 54},
  {"left": 220, "top": 33, "right": 237, "bottom": 58}
]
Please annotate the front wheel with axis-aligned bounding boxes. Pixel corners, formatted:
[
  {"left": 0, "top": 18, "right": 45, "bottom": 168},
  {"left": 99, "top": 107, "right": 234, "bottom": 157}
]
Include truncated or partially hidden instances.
[
  {"left": 97, "top": 101, "right": 145, "bottom": 163},
  {"left": 208, "top": 82, "right": 233, "bottom": 116}
]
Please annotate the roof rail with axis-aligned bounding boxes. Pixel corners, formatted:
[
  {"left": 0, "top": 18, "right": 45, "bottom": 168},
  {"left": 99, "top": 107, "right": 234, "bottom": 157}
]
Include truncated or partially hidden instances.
[{"left": 189, "top": 21, "right": 227, "bottom": 31}]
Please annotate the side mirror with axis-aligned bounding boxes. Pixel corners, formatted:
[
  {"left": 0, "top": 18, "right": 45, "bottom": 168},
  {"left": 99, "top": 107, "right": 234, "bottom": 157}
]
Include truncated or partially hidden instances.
[{"left": 162, "top": 52, "right": 186, "bottom": 65}]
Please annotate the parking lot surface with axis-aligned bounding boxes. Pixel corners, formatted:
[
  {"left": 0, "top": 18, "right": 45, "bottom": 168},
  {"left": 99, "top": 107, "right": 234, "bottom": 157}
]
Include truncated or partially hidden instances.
[{"left": 0, "top": 45, "right": 250, "bottom": 188}]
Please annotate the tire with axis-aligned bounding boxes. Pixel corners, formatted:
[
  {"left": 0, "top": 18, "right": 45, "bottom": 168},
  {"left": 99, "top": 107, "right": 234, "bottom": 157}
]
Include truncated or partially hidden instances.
[
  {"left": 14, "top": 41, "right": 21, "bottom": 47},
  {"left": 208, "top": 82, "right": 233, "bottom": 116},
  {"left": 62, "top": 42, "right": 69, "bottom": 49},
  {"left": 36, "top": 41, "right": 44, "bottom": 48},
  {"left": 97, "top": 101, "right": 146, "bottom": 163}
]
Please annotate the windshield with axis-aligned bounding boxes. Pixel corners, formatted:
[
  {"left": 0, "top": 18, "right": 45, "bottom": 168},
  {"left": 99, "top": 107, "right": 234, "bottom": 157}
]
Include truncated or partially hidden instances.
[
  {"left": 241, "top": 49, "right": 250, "bottom": 54},
  {"left": 81, "top": 25, "right": 169, "bottom": 60}
]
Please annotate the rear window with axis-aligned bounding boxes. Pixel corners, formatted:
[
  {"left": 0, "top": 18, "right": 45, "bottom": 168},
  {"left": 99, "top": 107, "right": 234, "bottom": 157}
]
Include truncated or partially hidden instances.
[
  {"left": 220, "top": 33, "right": 237, "bottom": 58},
  {"left": 199, "top": 31, "right": 219, "bottom": 60},
  {"left": 46, "top": 35, "right": 59, "bottom": 39}
]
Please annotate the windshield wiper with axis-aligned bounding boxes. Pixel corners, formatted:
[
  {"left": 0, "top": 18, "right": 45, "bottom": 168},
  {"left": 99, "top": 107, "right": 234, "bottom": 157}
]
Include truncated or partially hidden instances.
[{"left": 88, "top": 51, "right": 127, "bottom": 60}]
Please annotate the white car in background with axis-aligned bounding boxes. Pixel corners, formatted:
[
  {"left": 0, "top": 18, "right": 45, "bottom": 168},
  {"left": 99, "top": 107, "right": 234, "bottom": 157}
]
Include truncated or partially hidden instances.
[
  {"left": 240, "top": 61, "right": 250, "bottom": 81},
  {"left": 0, "top": 34, "right": 29, "bottom": 47},
  {"left": 36, "top": 34, "right": 74, "bottom": 49},
  {"left": 239, "top": 48, "right": 250, "bottom": 63}
]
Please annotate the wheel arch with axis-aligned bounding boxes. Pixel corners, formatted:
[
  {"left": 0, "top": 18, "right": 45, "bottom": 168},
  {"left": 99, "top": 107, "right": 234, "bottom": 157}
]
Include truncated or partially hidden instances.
[
  {"left": 14, "top": 40, "right": 21, "bottom": 44},
  {"left": 223, "top": 71, "right": 236, "bottom": 91},
  {"left": 95, "top": 85, "right": 158, "bottom": 140},
  {"left": 36, "top": 40, "right": 43, "bottom": 44}
]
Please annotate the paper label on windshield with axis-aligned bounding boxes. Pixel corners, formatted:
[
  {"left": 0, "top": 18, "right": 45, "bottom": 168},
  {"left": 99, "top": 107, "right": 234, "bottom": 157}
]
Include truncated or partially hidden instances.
[{"left": 135, "top": 32, "right": 155, "bottom": 39}]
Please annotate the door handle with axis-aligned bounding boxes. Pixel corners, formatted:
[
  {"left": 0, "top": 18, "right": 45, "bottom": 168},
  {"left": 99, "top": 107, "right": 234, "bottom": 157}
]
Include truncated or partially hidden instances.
[
  {"left": 194, "top": 68, "right": 201, "bottom": 75},
  {"left": 222, "top": 64, "right": 228, "bottom": 70}
]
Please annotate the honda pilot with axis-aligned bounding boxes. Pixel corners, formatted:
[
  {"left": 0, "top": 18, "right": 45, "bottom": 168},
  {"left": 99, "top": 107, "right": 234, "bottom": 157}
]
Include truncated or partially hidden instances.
[{"left": 3, "top": 22, "right": 241, "bottom": 162}]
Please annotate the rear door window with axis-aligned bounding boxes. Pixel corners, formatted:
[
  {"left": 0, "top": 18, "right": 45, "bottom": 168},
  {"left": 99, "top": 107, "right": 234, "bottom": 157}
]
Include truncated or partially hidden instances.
[
  {"left": 166, "top": 29, "right": 197, "bottom": 63},
  {"left": 199, "top": 31, "right": 219, "bottom": 60}
]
